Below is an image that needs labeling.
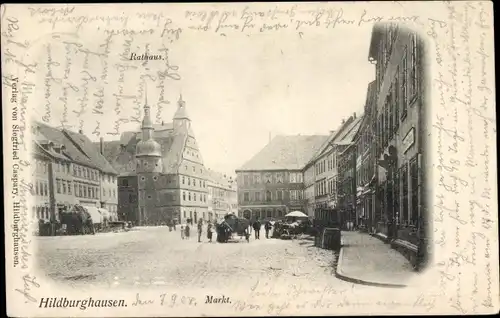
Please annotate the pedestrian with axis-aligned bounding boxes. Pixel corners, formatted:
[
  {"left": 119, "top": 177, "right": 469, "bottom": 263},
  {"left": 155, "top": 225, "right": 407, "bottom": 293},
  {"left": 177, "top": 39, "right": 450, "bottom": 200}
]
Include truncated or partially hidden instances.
[
  {"left": 180, "top": 225, "right": 185, "bottom": 240},
  {"left": 197, "top": 218, "right": 203, "bottom": 242},
  {"left": 253, "top": 218, "right": 261, "bottom": 239},
  {"left": 207, "top": 221, "right": 213, "bottom": 243},
  {"left": 265, "top": 221, "right": 271, "bottom": 239},
  {"left": 185, "top": 224, "right": 190, "bottom": 239}
]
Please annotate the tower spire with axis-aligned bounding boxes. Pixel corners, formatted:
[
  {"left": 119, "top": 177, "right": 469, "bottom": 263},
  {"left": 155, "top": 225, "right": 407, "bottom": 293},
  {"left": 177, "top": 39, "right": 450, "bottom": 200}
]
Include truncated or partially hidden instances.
[
  {"left": 141, "top": 81, "right": 153, "bottom": 138},
  {"left": 145, "top": 80, "right": 148, "bottom": 107},
  {"left": 178, "top": 93, "right": 185, "bottom": 108}
]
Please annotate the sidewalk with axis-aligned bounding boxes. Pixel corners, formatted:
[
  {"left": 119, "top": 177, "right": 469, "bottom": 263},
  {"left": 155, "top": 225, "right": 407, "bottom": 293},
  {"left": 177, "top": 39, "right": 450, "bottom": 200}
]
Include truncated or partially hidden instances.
[{"left": 335, "top": 231, "right": 418, "bottom": 288}]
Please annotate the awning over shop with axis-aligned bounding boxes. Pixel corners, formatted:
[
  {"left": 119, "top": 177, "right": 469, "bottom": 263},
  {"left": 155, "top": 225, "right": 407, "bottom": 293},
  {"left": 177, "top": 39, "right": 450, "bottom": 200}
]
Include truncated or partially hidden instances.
[
  {"left": 98, "top": 208, "right": 110, "bottom": 219},
  {"left": 83, "top": 206, "right": 104, "bottom": 224}
]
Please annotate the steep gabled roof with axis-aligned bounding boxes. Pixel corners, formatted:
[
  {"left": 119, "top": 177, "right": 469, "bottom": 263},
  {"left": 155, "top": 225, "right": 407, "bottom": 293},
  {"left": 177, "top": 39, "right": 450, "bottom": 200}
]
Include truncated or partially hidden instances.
[
  {"left": 335, "top": 116, "right": 363, "bottom": 146},
  {"left": 34, "top": 122, "right": 118, "bottom": 174},
  {"left": 237, "top": 135, "right": 328, "bottom": 171},
  {"left": 64, "top": 130, "right": 117, "bottom": 174}
]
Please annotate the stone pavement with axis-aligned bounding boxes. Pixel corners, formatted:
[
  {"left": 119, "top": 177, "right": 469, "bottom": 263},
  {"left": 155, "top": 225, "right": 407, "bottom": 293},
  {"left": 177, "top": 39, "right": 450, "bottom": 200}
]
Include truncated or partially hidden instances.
[
  {"left": 36, "top": 226, "right": 359, "bottom": 292},
  {"left": 335, "top": 231, "right": 419, "bottom": 288}
]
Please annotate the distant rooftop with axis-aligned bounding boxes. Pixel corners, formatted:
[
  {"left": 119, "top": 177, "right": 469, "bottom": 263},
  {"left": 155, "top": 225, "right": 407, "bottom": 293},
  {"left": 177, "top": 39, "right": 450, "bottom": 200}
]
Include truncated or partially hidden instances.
[{"left": 237, "top": 135, "right": 328, "bottom": 171}]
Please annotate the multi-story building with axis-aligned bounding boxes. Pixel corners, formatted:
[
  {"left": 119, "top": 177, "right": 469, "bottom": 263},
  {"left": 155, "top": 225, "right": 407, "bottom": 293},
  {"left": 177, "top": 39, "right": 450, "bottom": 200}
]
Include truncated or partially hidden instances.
[
  {"left": 228, "top": 178, "right": 238, "bottom": 214},
  {"left": 101, "top": 96, "right": 209, "bottom": 225},
  {"left": 206, "top": 169, "right": 237, "bottom": 220},
  {"left": 305, "top": 114, "right": 360, "bottom": 226},
  {"left": 312, "top": 131, "right": 336, "bottom": 221},
  {"left": 353, "top": 81, "right": 378, "bottom": 232},
  {"left": 236, "top": 135, "right": 327, "bottom": 221},
  {"left": 368, "top": 22, "right": 426, "bottom": 267},
  {"left": 31, "top": 122, "right": 119, "bottom": 222},
  {"left": 302, "top": 161, "right": 316, "bottom": 218},
  {"left": 31, "top": 141, "right": 56, "bottom": 222},
  {"left": 336, "top": 116, "right": 363, "bottom": 228}
]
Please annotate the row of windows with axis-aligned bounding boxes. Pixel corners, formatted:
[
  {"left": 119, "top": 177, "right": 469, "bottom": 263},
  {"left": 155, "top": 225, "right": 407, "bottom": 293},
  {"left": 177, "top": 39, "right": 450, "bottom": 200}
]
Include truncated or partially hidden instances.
[
  {"left": 241, "top": 172, "right": 303, "bottom": 185},
  {"left": 33, "top": 158, "right": 115, "bottom": 184},
  {"left": 393, "top": 156, "right": 419, "bottom": 225},
  {"left": 182, "top": 175, "right": 206, "bottom": 188},
  {"left": 328, "top": 179, "right": 336, "bottom": 195},
  {"left": 315, "top": 179, "right": 327, "bottom": 196},
  {"left": 182, "top": 191, "right": 207, "bottom": 203},
  {"left": 182, "top": 210, "right": 209, "bottom": 220},
  {"left": 377, "top": 30, "right": 420, "bottom": 152},
  {"left": 34, "top": 177, "right": 117, "bottom": 200},
  {"left": 73, "top": 165, "right": 101, "bottom": 182},
  {"left": 184, "top": 164, "right": 204, "bottom": 174},
  {"left": 357, "top": 159, "right": 375, "bottom": 187},
  {"left": 212, "top": 201, "right": 230, "bottom": 210},
  {"left": 208, "top": 186, "right": 232, "bottom": 198},
  {"left": 34, "top": 159, "right": 49, "bottom": 174},
  {"left": 54, "top": 161, "right": 71, "bottom": 174},
  {"left": 33, "top": 206, "right": 50, "bottom": 220},
  {"left": 35, "top": 180, "right": 49, "bottom": 196},
  {"left": 315, "top": 155, "right": 335, "bottom": 175},
  {"left": 185, "top": 149, "right": 199, "bottom": 159},
  {"left": 242, "top": 209, "right": 286, "bottom": 218},
  {"left": 242, "top": 189, "right": 304, "bottom": 202}
]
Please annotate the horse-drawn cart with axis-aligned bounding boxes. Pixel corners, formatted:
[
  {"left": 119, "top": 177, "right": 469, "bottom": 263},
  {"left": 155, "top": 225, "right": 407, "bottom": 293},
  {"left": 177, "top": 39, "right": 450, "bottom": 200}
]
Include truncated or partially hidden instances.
[{"left": 216, "top": 214, "right": 250, "bottom": 243}]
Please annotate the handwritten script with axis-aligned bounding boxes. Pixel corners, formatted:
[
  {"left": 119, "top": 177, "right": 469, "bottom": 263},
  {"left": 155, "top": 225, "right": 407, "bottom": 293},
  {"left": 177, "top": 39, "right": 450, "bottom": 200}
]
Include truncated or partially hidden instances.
[{"left": 428, "top": 1, "right": 496, "bottom": 314}]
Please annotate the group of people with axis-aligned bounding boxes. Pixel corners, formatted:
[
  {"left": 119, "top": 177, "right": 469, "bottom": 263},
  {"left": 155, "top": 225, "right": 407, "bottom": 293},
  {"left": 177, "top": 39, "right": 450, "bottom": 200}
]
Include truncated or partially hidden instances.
[
  {"left": 179, "top": 217, "right": 275, "bottom": 243},
  {"left": 180, "top": 219, "right": 215, "bottom": 243},
  {"left": 250, "top": 218, "right": 273, "bottom": 239}
]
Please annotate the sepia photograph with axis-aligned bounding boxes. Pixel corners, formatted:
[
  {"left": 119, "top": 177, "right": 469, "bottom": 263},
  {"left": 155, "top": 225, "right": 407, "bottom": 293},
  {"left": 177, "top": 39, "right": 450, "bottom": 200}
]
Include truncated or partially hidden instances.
[{"left": 3, "top": 2, "right": 498, "bottom": 317}]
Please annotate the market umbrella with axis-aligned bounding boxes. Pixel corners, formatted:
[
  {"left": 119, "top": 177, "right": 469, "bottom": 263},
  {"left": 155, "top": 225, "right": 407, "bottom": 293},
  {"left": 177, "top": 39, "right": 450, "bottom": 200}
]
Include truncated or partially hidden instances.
[{"left": 285, "top": 211, "right": 308, "bottom": 218}]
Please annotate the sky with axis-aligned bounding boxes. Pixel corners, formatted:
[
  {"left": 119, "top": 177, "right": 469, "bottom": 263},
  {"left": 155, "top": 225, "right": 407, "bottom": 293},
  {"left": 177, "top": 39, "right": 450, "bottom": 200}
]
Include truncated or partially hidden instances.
[
  {"left": 164, "top": 27, "right": 375, "bottom": 175},
  {"left": 27, "top": 4, "right": 376, "bottom": 177}
]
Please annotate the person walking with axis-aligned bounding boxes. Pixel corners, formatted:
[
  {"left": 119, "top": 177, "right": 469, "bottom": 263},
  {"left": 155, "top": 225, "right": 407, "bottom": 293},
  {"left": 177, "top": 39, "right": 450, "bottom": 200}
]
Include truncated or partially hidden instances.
[
  {"left": 197, "top": 218, "right": 203, "bottom": 243},
  {"left": 185, "top": 224, "right": 190, "bottom": 239},
  {"left": 207, "top": 221, "right": 213, "bottom": 243},
  {"left": 180, "top": 225, "right": 185, "bottom": 240},
  {"left": 253, "top": 218, "right": 261, "bottom": 240},
  {"left": 265, "top": 221, "right": 272, "bottom": 239}
]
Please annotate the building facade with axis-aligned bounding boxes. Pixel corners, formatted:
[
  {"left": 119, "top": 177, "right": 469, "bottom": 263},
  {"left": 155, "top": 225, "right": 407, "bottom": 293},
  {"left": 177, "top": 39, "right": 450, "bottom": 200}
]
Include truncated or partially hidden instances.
[
  {"left": 368, "top": 22, "right": 427, "bottom": 267},
  {"left": 101, "top": 96, "right": 210, "bottom": 225},
  {"left": 303, "top": 161, "right": 316, "bottom": 218},
  {"left": 236, "top": 135, "right": 327, "bottom": 221},
  {"left": 353, "top": 81, "right": 378, "bottom": 232},
  {"left": 336, "top": 116, "right": 363, "bottom": 229},
  {"left": 207, "top": 170, "right": 237, "bottom": 220},
  {"left": 312, "top": 136, "right": 337, "bottom": 221},
  {"left": 31, "top": 122, "right": 119, "bottom": 223}
]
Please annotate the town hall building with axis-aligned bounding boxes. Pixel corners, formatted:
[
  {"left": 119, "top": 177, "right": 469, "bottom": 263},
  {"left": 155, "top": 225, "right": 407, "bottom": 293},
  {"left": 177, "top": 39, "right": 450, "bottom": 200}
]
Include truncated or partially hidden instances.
[{"left": 100, "top": 96, "right": 209, "bottom": 225}]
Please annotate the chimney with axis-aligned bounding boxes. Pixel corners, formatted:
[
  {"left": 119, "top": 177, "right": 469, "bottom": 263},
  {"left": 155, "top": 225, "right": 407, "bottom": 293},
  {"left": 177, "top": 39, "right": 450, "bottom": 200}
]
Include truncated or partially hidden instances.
[
  {"left": 100, "top": 137, "right": 104, "bottom": 155},
  {"left": 78, "top": 129, "right": 83, "bottom": 134},
  {"left": 342, "top": 119, "right": 345, "bottom": 124},
  {"left": 353, "top": 112, "right": 357, "bottom": 119}
]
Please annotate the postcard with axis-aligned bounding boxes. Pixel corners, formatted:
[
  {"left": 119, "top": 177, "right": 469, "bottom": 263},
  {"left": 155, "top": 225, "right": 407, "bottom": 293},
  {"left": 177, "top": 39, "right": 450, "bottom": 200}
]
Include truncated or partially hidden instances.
[{"left": 2, "top": 1, "right": 498, "bottom": 317}]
